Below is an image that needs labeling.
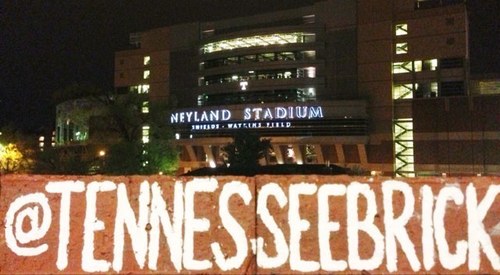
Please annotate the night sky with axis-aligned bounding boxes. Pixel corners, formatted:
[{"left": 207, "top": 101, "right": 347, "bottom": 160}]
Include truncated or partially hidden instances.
[{"left": 0, "top": 0, "right": 498, "bottom": 134}]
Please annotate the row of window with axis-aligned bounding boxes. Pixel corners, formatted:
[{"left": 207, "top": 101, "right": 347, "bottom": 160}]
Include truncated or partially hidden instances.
[
  {"left": 201, "top": 32, "right": 316, "bottom": 54},
  {"left": 392, "top": 58, "right": 463, "bottom": 74},
  {"left": 197, "top": 88, "right": 316, "bottom": 106},
  {"left": 201, "top": 50, "right": 316, "bottom": 70},
  {"left": 393, "top": 81, "right": 465, "bottom": 99},
  {"left": 200, "top": 67, "right": 316, "bottom": 86}
]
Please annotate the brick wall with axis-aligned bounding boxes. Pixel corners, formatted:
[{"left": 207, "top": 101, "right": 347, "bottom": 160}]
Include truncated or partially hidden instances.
[{"left": 1, "top": 174, "right": 498, "bottom": 274}]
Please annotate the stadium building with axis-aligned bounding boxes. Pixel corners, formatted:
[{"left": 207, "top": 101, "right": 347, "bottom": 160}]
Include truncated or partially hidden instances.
[{"left": 114, "top": 0, "right": 500, "bottom": 176}]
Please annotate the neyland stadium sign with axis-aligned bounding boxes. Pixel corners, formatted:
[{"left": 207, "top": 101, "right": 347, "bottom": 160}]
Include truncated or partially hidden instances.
[{"left": 169, "top": 105, "right": 324, "bottom": 130}]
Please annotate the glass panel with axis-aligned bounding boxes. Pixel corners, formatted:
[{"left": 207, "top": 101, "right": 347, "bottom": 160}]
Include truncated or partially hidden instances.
[
  {"left": 396, "top": 42, "right": 408, "bottom": 54},
  {"left": 201, "top": 32, "right": 315, "bottom": 53},
  {"left": 395, "top": 24, "right": 408, "bottom": 36},
  {"left": 143, "top": 70, "right": 150, "bottom": 79}
]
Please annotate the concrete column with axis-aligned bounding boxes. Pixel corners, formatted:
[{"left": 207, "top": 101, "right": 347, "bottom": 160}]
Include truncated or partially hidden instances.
[
  {"left": 203, "top": 145, "right": 216, "bottom": 167},
  {"left": 314, "top": 144, "right": 324, "bottom": 163},
  {"left": 186, "top": 145, "right": 197, "bottom": 162},
  {"left": 272, "top": 145, "right": 284, "bottom": 164},
  {"left": 292, "top": 144, "right": 303, "bottom": 164},
  {"left": 335, "top": 144, "right": 345, "bottom": 164},
  {"left": 357, "top": 144, "right": 368, "bottom": 164}
]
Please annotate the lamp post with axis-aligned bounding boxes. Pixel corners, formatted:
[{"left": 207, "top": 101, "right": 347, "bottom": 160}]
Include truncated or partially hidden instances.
[{"left": 98, "top": 150, "right": 106, "bottom": 173}]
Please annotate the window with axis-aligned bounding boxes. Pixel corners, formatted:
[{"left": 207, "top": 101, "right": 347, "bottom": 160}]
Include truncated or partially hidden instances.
[
  {"left": 395, "top": 24, "right": 408, "bottom": 36},
  {"left": 395, "top": 42, "right": 408, "bottom": 54},
  {"left": 415, "top": 82, "right": 438, "bottom": 98},
  {"left": 414, "top": 60, "right": 422, "bottom": 72},
  {"left": 143, "top": 56, "right": 151, "bottom": 65},
  {"left": 142, "top": 101, "right": 149, "bottom": 113},
  {"left": 393, "top": 83, "right": 414, "bottom": 99},
  {"left": 142, "top": 125, "right": 150, "bottom": 144},
  {"left": 297, "top": 67, "right": 316, "bottom": 78},
  {"left": 422, "top": 59, "right": 438, "bottom": 71},
  {"left": 393, "top": 62, "right": 412, "bottom": 74},
  {"left": 201, "top": 32, "right": 315, "bottom": 54},
  {"left": 440, "top": 58, "right": 463, "bottom": 69},
  {"left": 137, "top": 84, "right": 150, "bottom": 94},
  {"left": 143, "top": 70, "right": 150, "bottom": 79}
]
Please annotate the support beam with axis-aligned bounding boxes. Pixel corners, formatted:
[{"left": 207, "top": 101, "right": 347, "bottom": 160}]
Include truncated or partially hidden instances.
[
  {"left": 272, "top": 145, "right": 284, "bottom": 164},
  {"left": 186, "top": 145, "right": 197, "bottom": 162},
  {"left": 203, "top": 145, "right": 216, "bottom": 168},
  {"left": 314, "top": 144, "right": 324, "bottom": 163},
  {"left": 335, "top": 144, "right": 345, "bottom": 164},
  {"left": 357, "top": 144, "right": 368, "bottom": 164},
  {"left": 292, "top": 144, "right": 303, "bottom": 165}
]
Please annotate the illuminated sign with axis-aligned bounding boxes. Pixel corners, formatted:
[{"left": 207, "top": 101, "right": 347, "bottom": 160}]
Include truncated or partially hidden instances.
[
  {"left": 170, "top": 106, "right": 324, "bottom": 124},
  {"left": 170, "top": 105, "right": 324, "bottom": 131}
]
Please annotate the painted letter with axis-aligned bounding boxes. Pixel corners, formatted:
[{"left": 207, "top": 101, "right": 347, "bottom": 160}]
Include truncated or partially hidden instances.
[
  {"left": 421, "top": 185, "right": 435, "bottom": 270},
  {"left": 318, "top": 184, "right": 347, "bottom": 271},
  {"left": 466, "top": 183, "right": 500, "bottom": 270},
  {"left": 5, "top": 193, "right": 52, "bottom": 257},
  {"left": 82, "top": 181, "right": 116, "bottom": 272},
  {"left": 289, "top": 183, "right": 320, "bottom": 272},
  {"left": 183, "top": 178, "right": 218, "bottom": 270},
  {"left": 148, "top": 181, "right": 184, "bottom": 271},
  {"left": 347, "top": 182, "right": 384, "bottom": 270},
  {"left": 113, "top": 182, "right": 150, "bottom": 272},
  {"left": 46, "top": 181, "right": 85, "bottom": 270},
  {"left": 382, "top": 180, "right": 421, "bottom": 272},
  {"left": 211, "top": 181, "right": 252, "bottom": 271},
  {"left": 256, "top": 183, "right": 289, "bottom": 268},
  {"left": 433, "top": 185, "right": 467, "bottom": 270}
]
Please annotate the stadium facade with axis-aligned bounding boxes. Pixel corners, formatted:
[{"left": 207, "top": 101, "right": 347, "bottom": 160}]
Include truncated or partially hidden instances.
[{"left": 113, "top": 0, "right": 500, "bottom": 176}]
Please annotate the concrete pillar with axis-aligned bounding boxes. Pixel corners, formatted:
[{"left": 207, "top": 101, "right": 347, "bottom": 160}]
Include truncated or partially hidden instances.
[
  {"left": 335, "top": 144, "right": 345, "bottom": 164},
  {"left": 203, "top": 145, "right": 216, "bottom": 167},
  {"left": 272, "top": 145, "right": 284, "bottom": 164},
  {"left": 357, "top": 144, "right": 368, "bottom": 164},
  {"left": 314, "top": 144, "right": 324, "bottom": 163},
  {"left": 186, "top": 145, "right": 197, "bottom": 162},
  {"left": 292, "top": 144, "right": 303, "bottom": 164}
]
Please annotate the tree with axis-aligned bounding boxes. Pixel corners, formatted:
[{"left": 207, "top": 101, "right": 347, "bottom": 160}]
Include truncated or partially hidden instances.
[
  {"left": 33, "top": 83, "right": 179, "bottom": 175},
  {"left": 32, "top": 145, "right": 97, "bottom": 175},
  {"left": 0, "top": 143, "right": 28, "bottom": 173},
  {"left": 0, "top": 125, "right": 35, "bottom": 174},
  {"left": 222, "top": 131, "right": 271, "bottom": 169},
  {"left": 99, "top": 94, "right": 179, "bottom": 175}
]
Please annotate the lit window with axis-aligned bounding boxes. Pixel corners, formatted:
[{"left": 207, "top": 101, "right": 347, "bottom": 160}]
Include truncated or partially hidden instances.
[
  {"left": 306, "top": 87, "right": 316, "bottom": 98},
  {"left": 395, "top": 42, "right": 408, "bottom": 54},
  {"left": 395, "top": 24, "right": 408, "bottom": 36},
  {"left": 423, "top": 59, "right": 438, "bottom": 71},
  {"left": 414, "top": 60, "right": 422, "bottom": 72},
  {"left": 142, "top": 125, "right": 150, "bottom": 144},
  {"left": 142, "top": 101, "right": 149, "bottom": 113},
  {"left": 393, "top": 62, "right": 412, "bottom": 74},
  {"left": 201, "top": 32, "right": 315, "bottom": 54},
  {"left": 143, "top": 56, "right": 151, "bottom": 65},
  {"left": 306, "top": 67, "right": 316, "bottom": 78},
  {"left": 393, "top": 83, "right": 414, "bottom": 99},
  {"left": 138, "top": 84, "right": 150, "bottom": 94},
  {"left": 143, "top": 70, "right": 150, "bottom": 79}
]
